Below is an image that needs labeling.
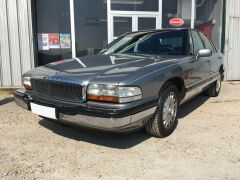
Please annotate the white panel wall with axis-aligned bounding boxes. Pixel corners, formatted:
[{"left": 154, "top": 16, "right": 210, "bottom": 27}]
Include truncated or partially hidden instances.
[
  {"left": 225, "top": 0, "right": 240, "bottom": 80},
  {"left": 0, "top": 0, "right": 34, "bottom": 87},
  {"left": 0, "top": 0, "right": 12, "bottom": 86},
  {"left": 18, "top": 0, "right": 33, "bottom": 74}
]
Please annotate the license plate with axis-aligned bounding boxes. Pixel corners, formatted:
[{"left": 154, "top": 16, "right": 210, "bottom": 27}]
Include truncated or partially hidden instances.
[{"left": 30, "top": 103, "right": 56, "bottom": 119}]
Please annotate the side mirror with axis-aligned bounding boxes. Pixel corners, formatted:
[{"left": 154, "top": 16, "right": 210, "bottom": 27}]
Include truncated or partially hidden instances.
[{"left": 196, "top": 49, "right": 212, "bottom": 60}]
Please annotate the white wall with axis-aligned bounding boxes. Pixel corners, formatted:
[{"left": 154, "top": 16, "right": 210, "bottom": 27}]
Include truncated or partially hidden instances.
[
  {"left": 0, "top": 0, "right": 34, "bottom": 87},
  {"left": 224, "top": 0, "right": 240, "bottom": 80}
]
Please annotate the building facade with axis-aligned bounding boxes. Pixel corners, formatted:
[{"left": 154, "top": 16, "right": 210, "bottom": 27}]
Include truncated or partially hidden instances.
[{"left": 0, "top": 0, "right": 238, "bottom": 88}]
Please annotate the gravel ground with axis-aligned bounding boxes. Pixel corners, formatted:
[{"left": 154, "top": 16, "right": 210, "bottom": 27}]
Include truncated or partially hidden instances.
[{"left": 0, "top": 83, "right": 240, "bottom": 180}]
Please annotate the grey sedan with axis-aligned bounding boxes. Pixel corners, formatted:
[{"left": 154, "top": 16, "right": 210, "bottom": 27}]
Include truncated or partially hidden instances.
[{"left": 14, "top": 29, "right": 224, "bottom": 138}]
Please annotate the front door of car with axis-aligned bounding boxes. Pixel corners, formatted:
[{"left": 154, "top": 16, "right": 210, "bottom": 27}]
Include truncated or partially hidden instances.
[
  {"left": 198, "top": 32, "right": 220, "bottom": 77},
  {"left": 186, "top": 30, "right": 211, "bottom": 88}
]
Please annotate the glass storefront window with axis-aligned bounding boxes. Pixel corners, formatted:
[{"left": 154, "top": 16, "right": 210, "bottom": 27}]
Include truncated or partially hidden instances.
[
  {"left": 162, "top": 0, "right": 192, "bottom": 28},
  {"left": 114, "top": 17, "right": 132, "bottom": 37},
  {"left": 111, "top": 0, "right": 159, "bottom": 12},
  {"left": 33, "top": 0, "right": 222, "bottom": 66},
  {"left": 138, "top": 17, "right": 156, "bottom": 30},
  {"left": 194, "top": 0, "right": 222, "bottom": 49},
  {"left": 35, "top": 0, "right": 72, "bottom": 66},
  {"left": 195, "top": 0, "right": 215, "bottom": 37},
  {"left": 195, "top": 0, "right": 215, "bottom": 38},
  {"left": 74, "top": 0, "right": 108, "bottom": 57}
]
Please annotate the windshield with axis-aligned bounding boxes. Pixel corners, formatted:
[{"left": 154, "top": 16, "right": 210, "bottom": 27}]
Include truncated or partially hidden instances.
[{"left": 100, "top": 30, "right": 188, "bottom": 56}]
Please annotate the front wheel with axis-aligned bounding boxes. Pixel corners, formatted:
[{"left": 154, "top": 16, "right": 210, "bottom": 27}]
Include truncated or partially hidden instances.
[{"left": 145, "top": 83, "right": 179, "bottom": 138}]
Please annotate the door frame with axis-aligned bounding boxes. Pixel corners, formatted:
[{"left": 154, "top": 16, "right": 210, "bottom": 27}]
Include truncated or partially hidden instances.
[{"left": 107, "top": 0, "right": 163, "bottom": 43}]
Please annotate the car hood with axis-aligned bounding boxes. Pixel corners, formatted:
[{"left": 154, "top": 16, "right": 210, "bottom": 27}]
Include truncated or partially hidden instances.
[{"left": 26, "top": 54, "right": 181, "bottom": 85}]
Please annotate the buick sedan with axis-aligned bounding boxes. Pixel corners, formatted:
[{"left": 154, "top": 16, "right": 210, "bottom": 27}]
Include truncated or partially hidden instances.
[{"left": 14, "top": 29, "right": 224, "bottom": 137}]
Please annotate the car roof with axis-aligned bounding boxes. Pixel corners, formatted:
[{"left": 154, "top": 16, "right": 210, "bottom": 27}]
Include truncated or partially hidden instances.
[{"left": 125, "top": 28, "right": 197, "bottom": 35}]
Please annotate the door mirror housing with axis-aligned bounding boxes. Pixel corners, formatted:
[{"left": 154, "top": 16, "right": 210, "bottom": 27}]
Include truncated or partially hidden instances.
[{"left": 196, "top": 49, "right": 212, "bottom": 60}]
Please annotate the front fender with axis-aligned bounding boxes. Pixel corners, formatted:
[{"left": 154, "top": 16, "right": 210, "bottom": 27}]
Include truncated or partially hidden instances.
[{"left": 120, "top": 63, "right": 185, "bottom": 100}]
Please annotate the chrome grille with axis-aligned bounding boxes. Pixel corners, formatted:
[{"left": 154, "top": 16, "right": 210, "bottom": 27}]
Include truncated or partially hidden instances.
[{"left": 31, "top": 79, "right": 82, "bottom": 102}]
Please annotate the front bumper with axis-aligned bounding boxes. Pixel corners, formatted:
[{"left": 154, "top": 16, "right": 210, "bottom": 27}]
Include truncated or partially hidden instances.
[{"left": 13, "top": 89, "right": 157, "bottom": 132}]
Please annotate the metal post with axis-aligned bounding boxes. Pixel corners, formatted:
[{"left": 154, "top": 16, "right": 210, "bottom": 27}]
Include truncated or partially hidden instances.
[
  {"left": 158, "top": 0, "right": 162, "bottom": 29},
  {"left": 70, "top": 0, "right": 76, "bottom": 58},
  {"left": 191, "top": 0, "right": 196, "bottom": 28},
  {"left": 107, "top": 0, "right": 111, "bottom": 43}
]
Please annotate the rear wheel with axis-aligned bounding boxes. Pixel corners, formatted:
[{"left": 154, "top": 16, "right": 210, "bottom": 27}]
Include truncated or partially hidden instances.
[
  {"left": 145, "top": 83, "right": 179, "bottom": 138},
  {"left": 204, "top": 74, "right": 221, "bottom": 97}
]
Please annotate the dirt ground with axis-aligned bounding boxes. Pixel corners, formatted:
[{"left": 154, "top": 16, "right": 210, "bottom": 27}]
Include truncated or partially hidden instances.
[{"left": 0, "top": 83, "right": 240, "bottom": 180}]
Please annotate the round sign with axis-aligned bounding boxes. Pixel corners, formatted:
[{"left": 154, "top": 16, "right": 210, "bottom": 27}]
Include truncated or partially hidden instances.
[{"left": 169, "top": 18, "right": 185, "bottom": 27}]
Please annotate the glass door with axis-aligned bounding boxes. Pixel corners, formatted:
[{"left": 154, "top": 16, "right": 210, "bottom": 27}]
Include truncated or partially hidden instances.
[
  {"left": 138, "top": 17, "right": 156, "bottom": 30},
  {"left": 113, "top": 16, "right": 133, "bottom": 40},
  {"left": 110, "top": 14, "right": 158, "bottom": 42}
]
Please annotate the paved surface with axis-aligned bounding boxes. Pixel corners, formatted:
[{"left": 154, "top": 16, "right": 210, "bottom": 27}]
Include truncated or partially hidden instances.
[{"left": 0, "top": 83, "right": 240, "bottom": 180}]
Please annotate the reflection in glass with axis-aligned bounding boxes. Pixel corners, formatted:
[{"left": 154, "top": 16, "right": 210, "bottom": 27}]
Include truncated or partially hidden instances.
[
  {"left": 35, "top": 0, "right": 72, "bottom": 66},
  {"left": 194, "top": 0, "right": 221, "bottom": 49},
  {"left": 74, "top": 0, "right": 108, "bottom": 57},
  {"left": 195, "top": 0, "right": 215, "bottom": 39},
  {"left": 138, "top": 17, "right": 156, "bottom": 30},
  {"left": 114, "top": 17, "right": 132, "bottom": 37}
]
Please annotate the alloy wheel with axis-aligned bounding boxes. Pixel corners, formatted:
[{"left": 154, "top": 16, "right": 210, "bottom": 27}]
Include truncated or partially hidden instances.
[{"left": 162, "top": 92, "right": 178, "bottom": 129}]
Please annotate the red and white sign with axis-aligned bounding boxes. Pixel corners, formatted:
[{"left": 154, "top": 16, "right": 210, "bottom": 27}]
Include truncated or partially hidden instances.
[{"left": 169, "top": 18, "right": 185, "bottom": 27}]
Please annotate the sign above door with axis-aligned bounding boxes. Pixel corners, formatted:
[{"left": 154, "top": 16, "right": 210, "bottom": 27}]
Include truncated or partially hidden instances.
[{"left": 169, "top": 18, "right": 185, "bottom": 27}]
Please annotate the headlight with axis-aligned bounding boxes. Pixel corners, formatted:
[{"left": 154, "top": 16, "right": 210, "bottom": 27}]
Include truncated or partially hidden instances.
[
  {"left": 87, "top": 84, "right": 142, "bottom": 103},
  {"left": 23, "top": 77, "right": 32, "bottom": 90}
]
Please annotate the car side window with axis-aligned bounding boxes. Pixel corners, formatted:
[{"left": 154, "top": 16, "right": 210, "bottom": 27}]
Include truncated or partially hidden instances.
[
  {"left": 198, "top": 32, "right": 216, "bottom": 53},
  {"left": 191, "top": 31, "right": 205, "bottom": 55}
]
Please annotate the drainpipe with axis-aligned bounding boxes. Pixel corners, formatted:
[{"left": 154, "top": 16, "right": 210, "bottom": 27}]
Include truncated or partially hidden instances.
[{"left": 221, "top": 0, "right": 226, "bottom": 53}]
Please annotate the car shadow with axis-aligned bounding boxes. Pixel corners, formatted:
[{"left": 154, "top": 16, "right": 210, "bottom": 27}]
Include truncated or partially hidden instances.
[
  {"left": 178, "top": 94, "right": 210, "bottom": 118},
  {"left": 0, "top": 97, "right": 14, "bottom": 106},
  {"left": 38, "top": 94, "right": 210, "bottom": 149},
  {"left": 38, "top": 119, "right": 151, "bottom": 149}
]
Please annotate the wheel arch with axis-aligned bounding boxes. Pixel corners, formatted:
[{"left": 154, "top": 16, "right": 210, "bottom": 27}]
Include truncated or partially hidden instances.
[{"left": 161, "top": 77, "right": 186, "bottom": 101}]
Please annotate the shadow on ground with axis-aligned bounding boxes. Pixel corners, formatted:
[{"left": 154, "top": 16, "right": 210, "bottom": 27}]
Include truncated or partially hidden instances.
[
  {"left": 0, "top": 97, "right": 14, "bottom": 106},
  {"left": 39, "top": 119, "right": 150, "bottom": 149},
  {"left": 39, "top": 94, "right": 210, "bottom": 149},
  {"left": 179, "top": 94, "right": 209, "bottom": 118}
]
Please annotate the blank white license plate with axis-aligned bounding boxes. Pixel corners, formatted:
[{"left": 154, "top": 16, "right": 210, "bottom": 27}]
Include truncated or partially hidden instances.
[{"left": 30, "top": 103, "right": 56, "bottom": 119}]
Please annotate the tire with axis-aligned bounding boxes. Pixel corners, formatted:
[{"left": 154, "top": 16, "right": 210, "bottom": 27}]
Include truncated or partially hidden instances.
[
  {"left": 204, "top": 74, "right": 221, "bottom": 97},
  {"left": 145, "top": 83, "right": 179, "bottom": 138}
]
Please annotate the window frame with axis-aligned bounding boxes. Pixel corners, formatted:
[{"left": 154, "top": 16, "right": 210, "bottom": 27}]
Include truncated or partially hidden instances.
[
  {"left": 187, "top": 30, "right": 194, "bottom": 56},
  {"left": 110, "top": 0, "right": 159, "bottom": 12},
  {"left": 198, "top": 31, "right": 217, "bottom": 53},
  {"left": 190, "top": 30, "right": 205, "bottom": 56}
]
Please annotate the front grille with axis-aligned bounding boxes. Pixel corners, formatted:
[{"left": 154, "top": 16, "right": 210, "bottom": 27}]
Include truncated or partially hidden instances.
[{"left": 31, "top": 79, "right": 82, "bottom": 102}]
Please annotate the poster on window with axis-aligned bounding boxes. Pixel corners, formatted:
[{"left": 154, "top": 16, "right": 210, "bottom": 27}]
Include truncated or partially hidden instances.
[
  {"left": 38, "top": 33, "right": 49, "bottom": 50},
  {"left": 48, "top": 34, "right": 60, "bottom": 49},
  {"left": 60, "top": 34, "right": 71, "bottom": 49}
]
